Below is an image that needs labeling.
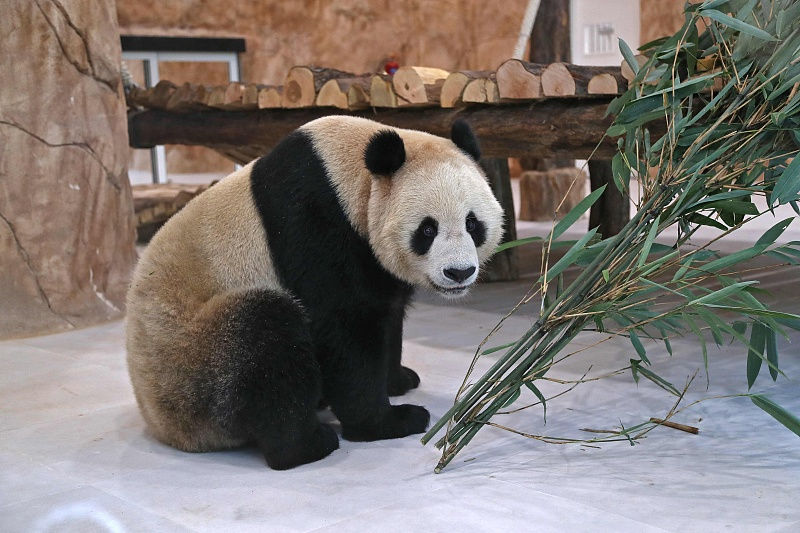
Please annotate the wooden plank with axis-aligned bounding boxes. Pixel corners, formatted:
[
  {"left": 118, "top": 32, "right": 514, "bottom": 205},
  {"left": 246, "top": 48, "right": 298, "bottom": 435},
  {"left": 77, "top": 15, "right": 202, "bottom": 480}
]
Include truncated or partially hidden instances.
[{"left": 128, "top": 99, "right": 624, "bottom": 160}]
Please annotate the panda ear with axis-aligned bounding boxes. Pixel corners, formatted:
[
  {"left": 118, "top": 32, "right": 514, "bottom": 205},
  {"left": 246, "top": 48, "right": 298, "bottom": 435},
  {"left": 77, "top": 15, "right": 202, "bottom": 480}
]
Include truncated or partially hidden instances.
[
  {"left": 364, "top": 130, "right": 406, "bottom": 177},
  {"left": 451, "top": 119, "right": 481, "bottom": 162}
]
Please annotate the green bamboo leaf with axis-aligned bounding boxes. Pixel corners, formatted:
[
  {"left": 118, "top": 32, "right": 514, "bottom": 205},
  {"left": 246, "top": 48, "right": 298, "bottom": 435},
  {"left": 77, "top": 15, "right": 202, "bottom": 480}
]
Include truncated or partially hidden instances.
[
  {"left": 629, "top": 330, "right": 649, "bottom": 364},
  {"left": 602, "top": 268, "right": 610, "bottom": 282},
  {"left": 663, "top": 336, "right": 673, "bottom": 356},
  {"left": 756, "top": 217, "right": 794, "bottom": 246},
  {"left": 746, "top": 322, "right": 767, "bottom": 389},
  {"left": 550, "top": 186, "right": 606, "bottom": 241},
  {"left": 636, "top": 214, "right": 661, "bottom": 269},
  {"left": 524, "top": 381, "right": 548, "bottom": 423},
  {"left": 494, "top": 236, "right": 542, "bottom": 253},
  {"left": 619, "top": 38, "right": 640, "bottom": 76},
  {"left": 545, "top": 227, "right": 599, "bottom": 279},
  {"left": 691, "top": 281, "right": 759, "bottom": 306},
  {"left": 766, "top": 326, "right": 779, "bottom": 381},
  {"left": 481, "top": 341, "right": 517, "bottom": 355},
  {"left": 702, "top": 305, "right": 800, "bottom": 322},
  {"left": 732, "top": 321, "right": 748, "bottom": 338},
  {"left": 750, "top": 395, "right": 800, "bottom": 438},
  {"left": 631, "top": 360, "right": 681, "bottom": 396},
  {"left": 771, "top": 156, "right": 800, "bottom": 206},
  {"left": 700, "top": 8, "right": 776, "bottom": 40}
]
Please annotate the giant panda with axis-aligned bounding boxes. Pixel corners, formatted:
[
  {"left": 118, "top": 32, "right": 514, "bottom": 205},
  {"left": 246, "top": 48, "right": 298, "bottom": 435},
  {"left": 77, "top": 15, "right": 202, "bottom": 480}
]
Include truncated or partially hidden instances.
[{"left": 126, "top": 116, "right": 504, "bottom": 470}]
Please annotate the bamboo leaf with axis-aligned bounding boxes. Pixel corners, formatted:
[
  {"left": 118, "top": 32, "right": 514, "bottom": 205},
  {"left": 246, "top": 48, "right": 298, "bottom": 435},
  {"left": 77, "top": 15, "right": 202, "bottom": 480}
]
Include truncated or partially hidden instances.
[
  {"left": 771, "top": 156, "right": 800, "bottom": 206},
  {"left": 629, "top": 330, "right": 650, "bottom": 364},
  {"left": 545, "top": 227, "right": 599, "bottom": 279},
  {"left": 746, "top": 322, "right": 767, "bottom": 389},
  {"left": 481, "top": 341, "right": 517, "bottom": 355},
  {"left": 524, "top": 381, "right": 548, "bottom": 423},
  {"left": 551, "top": 186, "right": 606, "bottom": 241},
  {"left": 750, "top": 395, "right": 800, "bottom": 438},
  {"left": 700, "top": 8, "right": 777, "bottom": 40},
  {"left": 619, "top": 38, "right": 640, "bottom": 76},
  {"left": 766, "top": 326, "right": 779, "bottom": 381},
  {"left": 691, "top": 281, "right": 759, "bottom": 306},
  {"left": 636, "top": 215, "right": 661, "bottom": 270},
  {"left": 494, "top": 236, "right": 542, "bottom": 253}
]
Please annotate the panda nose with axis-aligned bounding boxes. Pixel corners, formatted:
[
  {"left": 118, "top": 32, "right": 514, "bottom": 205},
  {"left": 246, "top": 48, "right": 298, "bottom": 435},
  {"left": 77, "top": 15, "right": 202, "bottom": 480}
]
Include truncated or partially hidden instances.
[{"left": 443, "top": 266, "right": 476, "bottom": 283}]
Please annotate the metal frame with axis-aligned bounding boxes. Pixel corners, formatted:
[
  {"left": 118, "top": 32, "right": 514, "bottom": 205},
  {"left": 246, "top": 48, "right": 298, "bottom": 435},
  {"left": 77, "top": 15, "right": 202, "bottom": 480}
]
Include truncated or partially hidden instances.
[{"left": 122, "top": 50, "right": 241, "bottom": 183}]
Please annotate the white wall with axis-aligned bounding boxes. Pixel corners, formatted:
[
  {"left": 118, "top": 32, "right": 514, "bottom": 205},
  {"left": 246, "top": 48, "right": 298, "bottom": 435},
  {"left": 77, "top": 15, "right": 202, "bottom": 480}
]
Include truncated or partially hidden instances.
[{"left": 570, "top": 0, "right": 640, "bottom": 66}]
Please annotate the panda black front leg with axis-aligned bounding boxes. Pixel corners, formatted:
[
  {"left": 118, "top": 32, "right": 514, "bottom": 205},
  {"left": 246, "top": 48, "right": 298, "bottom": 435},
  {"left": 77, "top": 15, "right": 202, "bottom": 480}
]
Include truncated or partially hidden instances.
[
  {"left": 317, "top": 306, "right": 429, "bottom": 442},
  {"left": 384, "top": 292, "right": 421, "bottom": 397}
]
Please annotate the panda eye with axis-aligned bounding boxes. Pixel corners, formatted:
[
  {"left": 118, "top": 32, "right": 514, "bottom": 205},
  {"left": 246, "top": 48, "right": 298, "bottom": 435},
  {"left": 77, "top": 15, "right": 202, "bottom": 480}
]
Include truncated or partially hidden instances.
[
  {"left": 466, "top": 214, "right": 477, "bottom": 233},
  {"left": 423, "top": 225, "right": 437, "bottom": 238}
]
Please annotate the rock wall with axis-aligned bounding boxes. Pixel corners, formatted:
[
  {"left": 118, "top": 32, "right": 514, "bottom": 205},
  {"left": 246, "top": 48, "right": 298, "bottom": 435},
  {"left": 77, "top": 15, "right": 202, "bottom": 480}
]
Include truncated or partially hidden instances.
[
  {"left": 0, "top": 0, "right": 137, "bottom": 338},
  {"left": 117, "top": 0, "right": 529, "bottom": 85}
]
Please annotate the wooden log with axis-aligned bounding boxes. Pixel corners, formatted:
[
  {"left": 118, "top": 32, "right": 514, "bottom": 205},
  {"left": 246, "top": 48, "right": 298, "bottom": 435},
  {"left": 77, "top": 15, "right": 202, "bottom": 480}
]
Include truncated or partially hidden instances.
[
  {"left": 588, "top": 73, "right": 623, "bottom": 95},
  {"left": 128, "top": 99, "right": 626, "bottom": 160},
  {"left": 588, "top": 160, "right": 629, "bottom": 237},
  {"left": 282, "top": 66, "right": 355, "bottom": 108},
  {"left": 316, "top": 76, "right": 372, "bottom": 109},
  {"left": 347, "top": 79, "right": 371, "bottom": 109},
  {"left": 370, "top": 74, "right": 397, "bottom": 107},
  {"left": 480, "top": 158, "right": 518, "bottom": 281},
  {"left": 541, "top": 63, "right": 624, "bottom": 97},
  {"left": 462, "top": 78, "right": 500, "bottom": 104},
  {"left": 392, "top": 66, "right": 449, "bottom": 104},
  {"left": 165, "top": 82, "right": 197, "bottom": 112},
  {"left": 518, "top": 167, "right": 586, "bottom": 221},
  {"left": 441, "top": 70, "right": 493, "bottom": 108},
  {"left": 496, "top": 59, "right": 544, "bottom": 100},
  {"left": 206, "top": 85, "right": 227, "bottom": 108},
  {"left": 257, "top": 85, "right": 282, "bottom": 109},
  {"left": 241, "top": 83, "right": 259, "bottom": 109},
  {"left": 148, "top": 80, "right": 178, "bottom": 110}
]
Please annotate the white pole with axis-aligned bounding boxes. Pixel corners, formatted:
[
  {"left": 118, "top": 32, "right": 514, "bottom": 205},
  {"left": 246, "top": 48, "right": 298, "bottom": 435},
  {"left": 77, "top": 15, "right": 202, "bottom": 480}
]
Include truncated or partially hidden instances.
[{"left": 512, "top": 0, "right": 542, "bottom": 60}]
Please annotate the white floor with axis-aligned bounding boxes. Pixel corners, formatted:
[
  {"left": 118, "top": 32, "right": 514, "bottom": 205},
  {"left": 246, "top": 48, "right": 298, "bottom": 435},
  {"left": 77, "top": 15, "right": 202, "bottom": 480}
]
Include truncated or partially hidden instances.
[{"left": 3, "top": 206, "right": 800, "bottom": 532}]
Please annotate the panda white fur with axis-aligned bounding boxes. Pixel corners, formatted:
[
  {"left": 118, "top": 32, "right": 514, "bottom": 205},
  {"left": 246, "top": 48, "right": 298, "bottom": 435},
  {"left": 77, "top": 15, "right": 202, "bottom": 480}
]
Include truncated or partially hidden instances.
[{"left": 126, "top": 116, "right": 504, "bottom": 469}]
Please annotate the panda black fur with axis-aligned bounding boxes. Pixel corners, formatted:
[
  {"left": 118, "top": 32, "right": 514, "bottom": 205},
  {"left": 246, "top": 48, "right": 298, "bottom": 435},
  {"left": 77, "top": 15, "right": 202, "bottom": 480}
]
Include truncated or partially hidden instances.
[{"left": 126, "top": 116, "right": 504, "bottom": 470}]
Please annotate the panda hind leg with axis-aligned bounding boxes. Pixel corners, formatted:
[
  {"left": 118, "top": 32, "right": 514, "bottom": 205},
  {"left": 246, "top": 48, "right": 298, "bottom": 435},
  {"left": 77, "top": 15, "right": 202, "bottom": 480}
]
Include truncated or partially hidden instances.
[{"left": 204, "top": 288, "right": 339, "bottom": 470}]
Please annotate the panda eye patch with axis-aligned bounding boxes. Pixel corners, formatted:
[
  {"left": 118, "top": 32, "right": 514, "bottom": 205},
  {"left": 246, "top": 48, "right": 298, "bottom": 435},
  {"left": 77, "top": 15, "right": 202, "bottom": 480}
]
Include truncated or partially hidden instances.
[
  {"left": 411, "top": 217, "right": 438, "bottom": 255},
  {"left": 466, "top": 211, "right": 486, "bottom": 247}
]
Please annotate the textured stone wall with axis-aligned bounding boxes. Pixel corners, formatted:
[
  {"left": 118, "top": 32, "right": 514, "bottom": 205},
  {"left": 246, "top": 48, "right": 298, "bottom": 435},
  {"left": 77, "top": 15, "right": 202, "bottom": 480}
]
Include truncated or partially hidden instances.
[
  {"left": 0, "top": 0, "right": 137, "bottom": 338},
  {"left": 640, "top": 0, "right": 686, "bottom": 46},
  {"left": 117, "top": 0, "right": 529, "bottom": 85}
]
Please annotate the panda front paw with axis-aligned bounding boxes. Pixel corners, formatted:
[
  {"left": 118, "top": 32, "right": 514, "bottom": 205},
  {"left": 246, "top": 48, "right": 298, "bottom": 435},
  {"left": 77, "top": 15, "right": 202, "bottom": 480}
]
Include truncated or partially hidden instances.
[
  {"left": 387, "top": 365, "right": 421, "bottom": 396},
  {"left": 342, "top": 404, "right": 430, "bottom": 441}
]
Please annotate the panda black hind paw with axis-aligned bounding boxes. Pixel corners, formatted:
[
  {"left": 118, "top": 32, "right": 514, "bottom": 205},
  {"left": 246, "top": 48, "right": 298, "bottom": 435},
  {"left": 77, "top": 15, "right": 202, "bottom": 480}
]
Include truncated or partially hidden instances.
[
  {"left": 387, "top": 365, "right": 421, "bottom": 396},
  {"left": 342, "top": 404, "right": 430, "bottom": 441}
]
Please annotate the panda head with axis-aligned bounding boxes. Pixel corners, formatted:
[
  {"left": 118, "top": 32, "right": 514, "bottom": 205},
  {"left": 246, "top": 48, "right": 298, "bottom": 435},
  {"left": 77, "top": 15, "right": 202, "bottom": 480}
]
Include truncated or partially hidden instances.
[{"left": 364, "top": 120, "right": 504, "bottom": 298}]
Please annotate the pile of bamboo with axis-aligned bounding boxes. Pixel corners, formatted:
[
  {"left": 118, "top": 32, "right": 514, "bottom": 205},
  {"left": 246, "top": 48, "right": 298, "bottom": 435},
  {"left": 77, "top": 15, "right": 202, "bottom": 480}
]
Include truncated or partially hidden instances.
[{"left": 126, "top": 60, "right": 627, "bottom": 113}]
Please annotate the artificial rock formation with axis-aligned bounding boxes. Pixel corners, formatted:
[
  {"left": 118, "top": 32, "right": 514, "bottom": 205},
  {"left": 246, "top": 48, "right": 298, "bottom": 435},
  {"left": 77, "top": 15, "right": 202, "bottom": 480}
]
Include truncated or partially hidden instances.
[{"left": 0, "top": 0, "right": 137, "bottom": 338}]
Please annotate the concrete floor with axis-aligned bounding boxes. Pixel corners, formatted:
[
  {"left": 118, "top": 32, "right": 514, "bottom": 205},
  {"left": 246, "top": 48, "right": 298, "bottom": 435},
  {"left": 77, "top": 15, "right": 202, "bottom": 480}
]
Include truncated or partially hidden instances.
[{"left": 2, "top": 200, "right": 800, "bottom": 532}]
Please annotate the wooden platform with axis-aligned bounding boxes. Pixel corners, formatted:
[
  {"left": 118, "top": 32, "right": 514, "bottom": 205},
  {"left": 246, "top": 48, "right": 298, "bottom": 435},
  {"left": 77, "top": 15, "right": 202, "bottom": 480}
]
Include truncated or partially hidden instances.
[{"left": 132, "top": 183, "right": 212, "bottom": 242}]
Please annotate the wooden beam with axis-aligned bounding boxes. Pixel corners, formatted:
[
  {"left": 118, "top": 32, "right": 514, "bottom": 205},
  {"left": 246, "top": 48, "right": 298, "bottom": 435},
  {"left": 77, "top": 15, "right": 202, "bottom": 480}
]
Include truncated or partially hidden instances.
[
  {"left": 128, "top": 99, "right": 620, "bottom": 160},
  {"left": 480, "top": 158, "right": 518, "bottom": 281}
]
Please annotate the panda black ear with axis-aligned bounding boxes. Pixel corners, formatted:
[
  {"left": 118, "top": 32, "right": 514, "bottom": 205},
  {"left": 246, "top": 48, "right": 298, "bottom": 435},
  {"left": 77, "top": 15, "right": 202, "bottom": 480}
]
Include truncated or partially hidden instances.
[
  {"left": 364, "top": 129, "right": 406, "bottom": 176},
  {"left": 451, "top": 119, "right": 481, "bottom": 162}
]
